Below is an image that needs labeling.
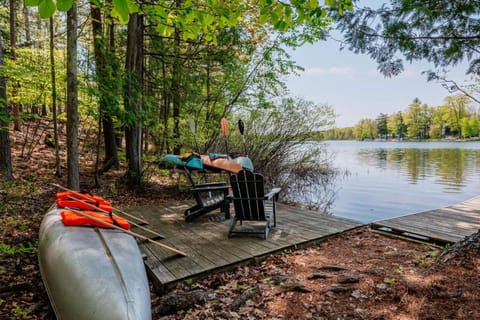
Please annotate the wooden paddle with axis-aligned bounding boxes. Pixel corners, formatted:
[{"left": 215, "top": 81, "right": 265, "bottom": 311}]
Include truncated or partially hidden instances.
[
  {"left": 52, "top": 183, "right": 149, "bottom": 225},
  {"left": 221, "top": 117, "right": 229, "bottom": 155},
  {"left": 238, "top": 119, "right": 247, "bottom": 155},
  {"left": 64, "top": 207, "right": 187, "bottom": 257}
]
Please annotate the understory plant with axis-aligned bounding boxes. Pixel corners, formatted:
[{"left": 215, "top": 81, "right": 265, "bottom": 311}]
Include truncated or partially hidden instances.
[{"left": 228, "top": 96, "right": 338, "bottom": 212}]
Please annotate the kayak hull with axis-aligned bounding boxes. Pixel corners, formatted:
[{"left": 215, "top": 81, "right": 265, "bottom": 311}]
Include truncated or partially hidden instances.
[{"left": 38, "top": 207, "right": 151, "bottom": 320}]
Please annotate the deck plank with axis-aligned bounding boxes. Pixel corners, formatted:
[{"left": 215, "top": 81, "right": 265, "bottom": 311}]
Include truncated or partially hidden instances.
[
  {"left": 373, "top": 195, "right": 480, "bottom": 244},
  {"left": 131, "top": 201, "right": 363, "bottom": 290}
]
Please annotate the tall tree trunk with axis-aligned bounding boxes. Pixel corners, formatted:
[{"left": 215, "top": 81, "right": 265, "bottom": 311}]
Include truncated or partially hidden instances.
[
  {"left": 49, "top": 17, "right": 61, "bottom": 177},
  {"left": 124, "top": 13, "right": 143, "bottom": 186},
  {"left": 23, "top": 4, "right": 31, "bottom": 43},
  {"left": 66, "top": 2, "right": 79, "bottom": 189},
  {"left": 0, "top": 34, "right": 14, "bottom": 181},
  {"left": 91, "top": 2, "right": 119, "bottom": 174},
  {"left": 9, "top": 0, "right": 21, "bottom": 131}
]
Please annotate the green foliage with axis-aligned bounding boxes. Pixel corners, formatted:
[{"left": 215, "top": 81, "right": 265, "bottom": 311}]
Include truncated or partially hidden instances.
[
  {"left": 318, "top": 127, "right": 354, "bottom": 140},
  {"left": 3, "top": 48, "right": 66, "bottom": 112},
  {"left": 387, "top": 112, "right": 406, "bottom": 139},
  {"left": 383, "top": 276, "right": 396, "bottom": 285},
  {"left": 27, "top": 0, "right": 352, "bottom": 37},
  {"left": 353, "top": 118, "right": 377, "bottom": 140},
  {"left": 461, "top": 116, "right": 480, "bottom": 139},
  {"left": 336, "top": 1, "right": 480, "bottom": 77},
  {"left": 376, "top": 113, "right": 388, "bottom": 137},
  {"left": 343, "top": 93, "right": 477, "bottom": 140},
  {"left": 0, "top": 242, "right": 37, "bottom": 256},
  {"left": 12, "top": 305, "right": 30, "bottom": 318},
  {"left": 403, "top": 99, "right": 431, "bottom": 139},
  {"left": 442, "top": 94, "right": 469, "bottom": 135},
  {"left": 229, "top": 96, "right": 337, "bottom": 212}
]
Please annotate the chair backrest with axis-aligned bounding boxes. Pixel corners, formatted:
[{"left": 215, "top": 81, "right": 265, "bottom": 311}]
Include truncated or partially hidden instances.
[{"left": 230, "top": 169, "right": 266, "bottom": 221}]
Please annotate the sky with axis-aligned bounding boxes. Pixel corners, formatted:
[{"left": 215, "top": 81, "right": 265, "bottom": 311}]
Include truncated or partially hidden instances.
[{"left": 285, "top": 34, "right": 475, "bottom": 129}]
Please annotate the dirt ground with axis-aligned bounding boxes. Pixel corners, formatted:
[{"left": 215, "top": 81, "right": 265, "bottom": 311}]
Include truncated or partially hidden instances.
[
  {"left": 1, "top": 121, "right": 480, "bottom": 319},
  {"left": 154, "top": 226, "right": 480, "bottom": 320}
]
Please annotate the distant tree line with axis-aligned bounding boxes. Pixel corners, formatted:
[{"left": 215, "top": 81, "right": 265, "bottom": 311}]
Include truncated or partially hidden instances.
[{"left": 320, "top": 94, "right": 479, "bottom": 141}]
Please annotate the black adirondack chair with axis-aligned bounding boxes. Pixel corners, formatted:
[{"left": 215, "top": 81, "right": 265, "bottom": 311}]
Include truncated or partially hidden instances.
[
  {"left": 183, "top": 166, "right": 230, "bottom": 222},
  {"left": 229, "top": 169, "right": 281, "bottom": 239}
]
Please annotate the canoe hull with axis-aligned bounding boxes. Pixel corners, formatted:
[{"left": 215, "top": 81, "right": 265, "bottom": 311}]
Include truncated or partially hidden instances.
[{"left": 38, "top": 207, "right": 151, "bottom": 320}]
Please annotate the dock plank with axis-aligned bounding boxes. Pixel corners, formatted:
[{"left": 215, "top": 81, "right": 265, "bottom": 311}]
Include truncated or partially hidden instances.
[
  {"left": 373, "top": 195, "right": 480, "bottom": 244},
  {"left": 131, "top": 201, "right": 363, "bottom": 290}
]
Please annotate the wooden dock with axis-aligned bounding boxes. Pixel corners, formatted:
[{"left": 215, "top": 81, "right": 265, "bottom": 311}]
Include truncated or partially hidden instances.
[
  {"left": 372, "top": 195, "right": 480, "bottom": 245},
  {"left": 128, "top": 201, "right": 362, "bottom": 291}
]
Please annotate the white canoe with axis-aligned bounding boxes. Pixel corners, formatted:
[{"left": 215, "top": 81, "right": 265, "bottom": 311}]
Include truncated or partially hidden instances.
[{"left": 38, "top": 206, "right": 151, "bottom": 320}]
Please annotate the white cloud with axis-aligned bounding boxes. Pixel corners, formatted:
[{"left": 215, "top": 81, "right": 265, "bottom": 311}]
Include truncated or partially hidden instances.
[{"left": 302, "top": 66, "right": 356, "bottom": 78}]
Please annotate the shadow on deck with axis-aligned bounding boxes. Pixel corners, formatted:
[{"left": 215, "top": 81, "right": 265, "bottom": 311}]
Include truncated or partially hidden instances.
[{"left": 129, "top": 201, "right": 363, "bottom": 291}]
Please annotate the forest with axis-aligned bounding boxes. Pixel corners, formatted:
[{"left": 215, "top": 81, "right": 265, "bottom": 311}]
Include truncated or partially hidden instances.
[
  {"left": 0, "top": 0, "right": 351, "bottom": 190},
  {"left": 322, "top": 94, "right": 480, "bottom": 141}
]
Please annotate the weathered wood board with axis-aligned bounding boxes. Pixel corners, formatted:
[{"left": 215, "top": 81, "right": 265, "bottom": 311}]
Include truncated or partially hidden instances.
[
  {"left": 373, "top": 195, "right": 480, "bottom": 245},
  {"left": 130, "top": 201, "right": 363, "bottom": 291}
]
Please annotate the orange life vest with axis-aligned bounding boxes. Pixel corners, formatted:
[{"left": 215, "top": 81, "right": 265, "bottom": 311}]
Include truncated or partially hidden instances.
[
  {"left": 55, "top": 191, "right": 106, "bottom": 203},
  {"left": 56, "top": 199, "right": 113, "bottom": 212},
  {"left": 61, "top": 211, "right": 130, "bottom": 230}
]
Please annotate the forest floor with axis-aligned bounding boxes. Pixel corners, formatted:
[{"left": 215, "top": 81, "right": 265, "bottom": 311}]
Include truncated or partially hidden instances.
[{"left": 1, "top": 120, "right": 480, "bottom": 319}]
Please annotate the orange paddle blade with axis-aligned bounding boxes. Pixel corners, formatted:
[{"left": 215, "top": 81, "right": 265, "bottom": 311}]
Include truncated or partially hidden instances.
[{"left": 221, "top": 117, "right": 228, "bottom": 136}]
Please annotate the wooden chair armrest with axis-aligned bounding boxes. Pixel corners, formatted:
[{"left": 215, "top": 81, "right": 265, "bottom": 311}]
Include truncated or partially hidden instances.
[{"left": 265, "top": 188, "right": 281, "bottom": 200}]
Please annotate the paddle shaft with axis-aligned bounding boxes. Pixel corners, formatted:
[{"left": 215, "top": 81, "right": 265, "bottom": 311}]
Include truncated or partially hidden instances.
[
  {"left": 52, "top": 183, "right": 149, "bottom": 225},
  {"left": 188, "top": 116, "right": 202, "bottom": 155},
  {"left": 64, "top": 207, "right": 186, "bottom": 256}
]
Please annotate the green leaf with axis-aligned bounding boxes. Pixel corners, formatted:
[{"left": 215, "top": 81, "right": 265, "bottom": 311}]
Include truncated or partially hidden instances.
[
  {"left": 56, "top": 0, "right": 73, "bottom": 11},
  {"left": 325, "top": 0, "right": 335, "bottom": 7},
  {"left": 308, "top": 0, "right": 319, "bottom": 9},
  {"left": 112, "top": 0, "right": 130, "bottom": 24},
  {"left": 24, "top": 0, "right": 41, "bottom": 7},
  {"left": 38, "top": 0, "right": 56, "bottom": 18}
]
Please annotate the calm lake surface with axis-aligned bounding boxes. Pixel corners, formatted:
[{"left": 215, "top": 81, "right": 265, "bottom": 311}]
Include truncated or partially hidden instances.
[{"left": 325, "top": 140, "right": 480, "bottom": 223}]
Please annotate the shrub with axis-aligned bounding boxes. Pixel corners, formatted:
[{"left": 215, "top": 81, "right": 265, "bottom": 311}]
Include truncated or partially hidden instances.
[{"left": 229, "top": 97, "right": 338, "bottom": 212}]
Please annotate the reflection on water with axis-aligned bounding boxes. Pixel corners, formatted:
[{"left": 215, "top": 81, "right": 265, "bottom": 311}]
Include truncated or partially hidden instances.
[
  {"left": 356, "top": 147, "right": 480, "bottom": 191},
  {"left": 326, "top": 141, "right": 480, "bottom": 223}
]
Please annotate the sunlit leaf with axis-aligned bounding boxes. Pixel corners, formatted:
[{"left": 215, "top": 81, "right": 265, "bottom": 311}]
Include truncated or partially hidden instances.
[
  {"left": 38, "top": 0, "right": 56, "bottom": 18},
  {"left": 308, "top": 0, "right": 319, "bottom": 10},
  {"left": 112, "top": 0, "right": 130, "bottom": 24},
  {"left": 56, "top": 0, "right": 73, "bottom": 11},
  {"left": 24, "top": 0, "right": 41, "bottom": 7},
  {"left": 325, "top": 0, "right": 335, "bottom": 7}
]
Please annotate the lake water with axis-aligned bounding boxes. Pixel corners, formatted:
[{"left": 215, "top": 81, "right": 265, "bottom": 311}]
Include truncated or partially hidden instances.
[{"left": 325, "top": 140, "right": 480, "bottom": 223}]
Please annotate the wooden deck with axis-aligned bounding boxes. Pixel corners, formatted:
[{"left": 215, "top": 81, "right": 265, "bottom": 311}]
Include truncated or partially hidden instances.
[
  {"left": 128, "top": 201, "right": 362, "bottom": 291},
  {"left": 372, "top": 195, "right": 480, "bottom": 245}
]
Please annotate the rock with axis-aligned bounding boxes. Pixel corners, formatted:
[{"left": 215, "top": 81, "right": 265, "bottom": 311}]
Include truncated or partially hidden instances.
[
  {"left": 231, "top": 286, "right": 259, "bottom": 310},
  {"left": 351, "top": 290, "right": 367, "bottom": 300},
  {"left": 307, "top": 273, "right": 333, "bottom": 280},
  {"left": 284, "top": 283, "right": 312, "bottom": 293},
  {"left": 329, "top": 285, "right": 353, "bottom": 293},
  {"left": 313, "top": 265, "right": 348, "bottom": 272},
  {"left": 337, "top": 276, "right": 360, "bottom": 284},
  {"left": 153, "top": 289, "right": 208, "bottom": 316}
]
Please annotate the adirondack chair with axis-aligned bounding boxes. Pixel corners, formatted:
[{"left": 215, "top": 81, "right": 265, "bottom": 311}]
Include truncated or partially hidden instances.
[
  {"left": 159, "top": 154, "right": 231, "bottom": 222},
  {"left": 229, "top": 169, "right": 281, "bottom": 239},
  {"left": 182, "top": 166, "right": 231, "bottom": 222}
]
